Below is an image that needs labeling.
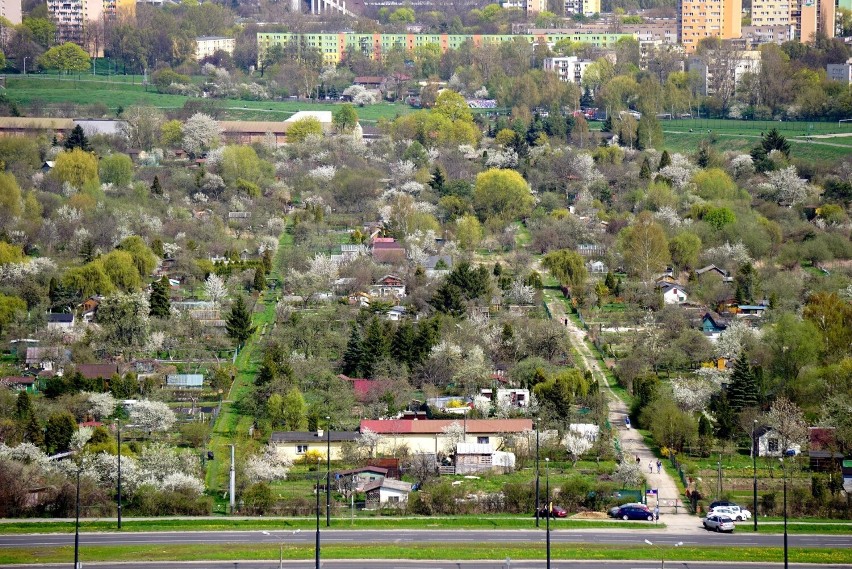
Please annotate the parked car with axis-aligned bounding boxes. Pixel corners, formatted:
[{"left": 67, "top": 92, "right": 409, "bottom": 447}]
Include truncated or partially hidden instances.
[
  {"left": 710, "top": 506, "right": 751, "bottom": 521},
  {"left": 708, "top": 500, "right": 737, "bottom": 509},
  {"left": 608, "top": 502, "right": 644, "bottom": 518},
  {"left": 536, "top": 505, "right": 567, "bottom": 518},
  {"left": 615, "top": 504, "right": 654, "bottom": 521},
  {"left": 703, "top": 514, "right": 736, "bottom": 532}
]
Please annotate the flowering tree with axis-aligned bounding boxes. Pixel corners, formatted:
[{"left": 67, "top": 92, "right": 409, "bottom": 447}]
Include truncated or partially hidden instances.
[
  {"left": 442, "top": 421, "right": 466, "bottom": 453},
  {"left": 613, "top": 459, "right": 644, "bottom": 488},
  {"left": 766, "top": 397, "right": 808, "bottom": 454},
  {"left": 355, "top": 428, "right": 382, "bottom": 458},
  {"left": 473, "top": 395, "right": 492, "bottom": 417},
  {"left": 563, "top": 431, "right": 593, "bottom": 466},
  {"left": 670, "top": 374, "right": 719, "bottom": 413},
  {"left": 160, "top": 472, "right": 205, "bottom": 494},
  {"left": 758, "top": 166, "right": 811, "bottom": 206},
  {"left": 84, "top": 392, "right": 117, "bottom": 419},
  {"left": 715, "top": 320, "right": 758, "bottom": 360},
  {"left": 130, "top": 400, "right": 176, "bottom": 433},
  {"left": 204, "top": 274, "right": 228, "bottom": 306},
  {"left": 244, "top": 444, "right": 292, "bottom": 483},
  {"left": 70, "top": 426, "right": 93, "bottom": 452},
  {"left": 181, "top": 113, "right": 222, "bottom": 156}
]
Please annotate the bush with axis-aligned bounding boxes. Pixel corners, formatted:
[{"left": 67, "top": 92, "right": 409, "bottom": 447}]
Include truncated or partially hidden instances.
[
  {"left": 131, "top": 485, "right": 212, "bottom": 516},
  {"left": 502, "top": 481, "right": 536, "bottom": 513},
  {"left": 242, "top": 482, "right": 275, "bottom": 515}
]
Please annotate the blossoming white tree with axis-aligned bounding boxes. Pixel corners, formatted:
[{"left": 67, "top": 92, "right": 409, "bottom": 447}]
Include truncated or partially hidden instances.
[
  {"left": 355, "top": 428, "right": 383, "bottom": 458},
  {"left": 244, "top": 444, "right": 293, "bottom": 484},
  {"left": 563, "top": 431, "right": 593, "bottom": 466},
  {"left": 204, "top": 274, "right": 228, "bottom": 306},
  {"left": 442, "top": 421, "right": 466, "bottom": 453},
  {"left": 84, "top": 392, "right": 117, "bottom": 420},
  {"left": 613, "top": 459, "right": 644, "bottom": 488},
  {"left": 181, "top": 113, "right": 223, "bottom": 156},
  {"left": 130, "top": 400, "right": 176, "bottom": 433}
]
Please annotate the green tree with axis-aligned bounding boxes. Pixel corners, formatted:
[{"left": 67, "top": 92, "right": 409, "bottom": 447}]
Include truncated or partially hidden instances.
[
  {"left": 703, "top": 207, "right": 736, "bottom": 230},
  {"left": 219, "top": 145, "right": 273, "bottom": 188},
  {"left": 473, "top": 168, "right": 535, "bottom": 223},
  {"left": 117, "top": 236, "right": 157, "bottom": 279},
  {"left": 761, "top": 127, "right": 790, "bottom": 157},
  {"left": 226, "top": 296, "right": 255, "bottom": 345},
  {"left": 455, "top": 214, "right": 483, "bottom": 251},
  {"left": 99, "top": 153, "right": 133, "bottom": 186},
  {"left": 332, "top": 103, "right": 358, "bottom": 134},
  {"left": 668, "top": 231, "right": 701, "bottom": 271},
  {"left": 150, "top": 175, "right": 163, "bottom": 196},
  {"left": 287, "top": 117, "right": 322, "bottom": 143},
  {"left": 25, "top": 414, "right": 44, "bottom": 447},
  {"left": 636, "top": 115, "right": 663, "bottom": 149},
  {"left": 618, "top": 212, "right": 670, "bottom": 278},
  {"left": 0, "top": 293, "right": 26, "bottom": 336},
  {"left": 22, "top": 16, "right": 56, "bottom": 48},
  {"left": 692, "top": 168, "right": 737, "bottom": 200},
  {"left": 110, "top": 373, "right": 138, "bottom": 399},
  {"left": 341, "top": 324, "right": 364, "bottom": 377},
  {"left": 38, "top": 42, "right": 90, "bottom": 73},
  {"left": 542, "top": 249, "right": 588, "bottom": 290},
  {"left": 658, "top": 150, "right": 671, "bottom": 169},
  {"left": 101, "top": 250, "right": 142, "bottom": 291},
  {"left": 0, "top": 173, "right": 23, "bottom": 228},
  {"left": 63, "top": 124, "right": 90, "bottom": 151},
  {"left": 149, "top": 275, "right": 171, "bottom": 318},
  {"left": 44, "top": 411, "right": 76, "bottom": 454},
  {"left": 52, "top": 148, "right": 99, "bottom": 189},
  {"left": 96, "top": 292, "right": 150, "bottom": 354},
  {"left": 281, "top": 386, "right": 307, "bottom": 430},
  {"left": 640, "top": 395, "right": 697, "bottom": 453},
  {"left": 15, "top": 391, "right": 33, "bottom": 421},
  {"left": 803, "top": 292, "right": 852, "bottom": 363},
  {"left": 727, "top": 352, "right": 759, "bottom": 411},
  {"left": 361, "top": 317, "right": 390, "bottom": 378},
  {"left": 533, "top": 369, "right": 588, "bottom": 426}
]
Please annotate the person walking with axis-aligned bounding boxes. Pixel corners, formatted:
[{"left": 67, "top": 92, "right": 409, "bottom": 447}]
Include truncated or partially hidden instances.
[
  {"left": 648, "top": 461, "right": 653, "bottom": 473},
  {"left": 654, "top": 504, "right": 660, "bottom": 522},
  {"left": 656, "top": 460, "right": 661, "bottom": 474}
]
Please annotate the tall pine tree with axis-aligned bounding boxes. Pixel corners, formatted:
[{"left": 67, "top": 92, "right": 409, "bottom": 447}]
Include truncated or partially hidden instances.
[
  {"left": 150, "top": 175, "right": 163, "bottom": 196},
  {"left": 15, "top": 391, "right": 33, "bottom": 420},
  {"left": 727, "top": 351, "right": 758, "bottom": 411},
  {"left": 226, "top": 296, "right": 256, "bottom": 345},
  {"left": 391, "top": 320, "right": 415, "bottom": 368},
  {"left": 149, "top": 276, "right": 171, "bottom": 318},
  {"left": 63, "top": 124, "right": 90, "bottom": 151},
  {"left": 360, "top": 317, "right": 390, "bottom": 378},
  {"left": 341, "top": 324, "right": 364, "bottom": 377}
]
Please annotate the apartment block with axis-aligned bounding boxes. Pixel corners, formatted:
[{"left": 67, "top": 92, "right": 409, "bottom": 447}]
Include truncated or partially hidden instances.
[
  {"left": 196, "top": 36, "right": 235, "bottom": 61},
  {"left": 102, "top": 0, "right": 134, "bottom": 20},
  {"left": 687, "top": 49, "right": 760, "bottom": 95},
  {"left": 542, "top": 56, "right": 594, "bottom": 84},
  {"left": 677, "top": 0, "right": 742, "bottom": 53},
  {"left": 257, "top": 32, "right": 631, "bottom": 65},
  {"left": 564, "top": 0, "right": 600, "bottom": 15},
  {"left": 739, "top": 24, "right": 795, "bottom": 47},
  {"left": 750, "top": 0, "right": 789, "bottom": 26},
  {"left": 790, "top": 0, "right": 834, "bottom": 42},
  {"left": 501, "top": 0, "right": 547, "bottom": 16},
  {"left": 47, "top": 0, "right": 103, "bottom": 46},
  {"left": 0, "top": 0, "right": 22, "bottom": 25}
]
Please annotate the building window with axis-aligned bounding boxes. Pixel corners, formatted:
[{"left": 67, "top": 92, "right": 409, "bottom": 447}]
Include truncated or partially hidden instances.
[
  {"left": 297, "top": 445, "right": 309, "bottom": 454},
  {"left": 477, "top": 436, "right": 490, "bottom": 444},
  {"left": 767, "top": 438, "right": 779, "bottom": 453},
  {"left": 388, "top": 496, "right": 400, "bottom": 503}
]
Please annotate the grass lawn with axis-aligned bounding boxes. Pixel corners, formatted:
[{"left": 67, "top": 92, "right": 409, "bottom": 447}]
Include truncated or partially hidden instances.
[
  {"left": 1, "top": 542, "right": 849, "bottom": 565},
  {"left": 5, "top": 77, "right": 412, "bottom": 124},
  {"left": 662, "top": 130, "right": 852, "bottom": 162}
]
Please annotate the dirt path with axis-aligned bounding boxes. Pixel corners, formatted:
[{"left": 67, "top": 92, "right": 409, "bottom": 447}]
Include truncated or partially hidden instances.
[{"left": 544, "top": 292, "right": 701, "bottom": 532}]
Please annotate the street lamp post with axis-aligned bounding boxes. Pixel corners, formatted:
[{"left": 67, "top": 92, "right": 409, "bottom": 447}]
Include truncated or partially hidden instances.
[
  {"left": 545, "top": 457, "right": 550, "bottom": 569},
  {"left": 644, "top": 539, "right": 682, "bottom": 569},
  {"left": 781, "top": 456, "right": 788, "bottom": 569},
  {"left": 717, "top": 453, "right": 722, "bottom": 500},
  {"left": 74, "top": 465, "right": 81, "bottom": 569},
  {"left": 752, "top": 419, "right": 757, "bottom": 533},
  {"left": 22, "top": 57, "right": 27, "bottom": 76},
  {"left": 315, "top": 473, "right": 320, "bottom": 569},
  {"left": 535, "top": 418, "right": 540, "bottom": 528},
  {"left": 116, "top": 420, "right": 122, "bottom": 530},
  {"left": 326, "top": 416, "right": 331, "bottom": 527}
]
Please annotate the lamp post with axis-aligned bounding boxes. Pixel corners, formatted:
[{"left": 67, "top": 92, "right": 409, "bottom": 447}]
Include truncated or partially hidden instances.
[
  {"left": 752, "top": 419, "right": 757, "bottom": 533},
  {"left": 545, "top": 457, "right": 550, "bottom": 569},
  {"left": 116, "top": 420, "right": 122, "bottom": 530},
  {"left": 315, "top": 472, "right": 320, "bottom": 569},
  {"left": 535, "top": 418, "right": 540, "bottom": 528},
  {"left": 22, "top": 57, "right": 27, "bottom": 76},
  {"left": 74, "top": 465, "right": 81, "bottom": 569},
  {"left": 780, "top": 456, "right": 788, "bottom": 569},
  {"left": 644, "top": 539, "right": 682, "bottom": 569},
  {"left": 716, "top": 453, "right": 722, "bottom": 500},
  {"left": 326, "top": 416, "right": 331, "bottom": 527}
]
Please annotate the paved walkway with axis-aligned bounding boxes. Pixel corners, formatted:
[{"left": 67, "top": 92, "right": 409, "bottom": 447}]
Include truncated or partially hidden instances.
[{"left": 544, "top": 293, "right": 700, "bottom": 532}]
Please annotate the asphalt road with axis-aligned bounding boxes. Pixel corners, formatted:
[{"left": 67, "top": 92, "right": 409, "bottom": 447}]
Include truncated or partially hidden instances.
[
  {"left": 1, "top": 529, "right": 849, "bottom": 549},
  {"left": 0, "top": 561, "right": 848, "bottom": 569}
]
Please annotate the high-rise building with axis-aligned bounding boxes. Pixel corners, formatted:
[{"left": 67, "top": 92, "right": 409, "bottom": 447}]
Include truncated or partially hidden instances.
[
  {"left": 789, "top": 0, "right": 834, "bottom": 42},
  {"left": 750, "top": 0, "right": 790, "bottom": 26},
  {"left": 677, "top": 0, "right": 742, "bottom": 53},
  {"left": 564, "top": 0, "right": 600, "bottom": 15},
  {"left": 102, "top": 0, "right": 134, "bottom": 21},
  {"left": 0, "top": 0, "right": 22, "bottom": 25},
  {"left": 47, "top": 0, "right": 103, "bottom": 46}
]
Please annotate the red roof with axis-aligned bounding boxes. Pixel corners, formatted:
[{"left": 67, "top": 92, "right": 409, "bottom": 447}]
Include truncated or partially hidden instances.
[
  {"left": 338, "top": 374, "right": 373, "bottom": 399},
  {"left": 359, "top": 418, "right": 533, "bottom": 434},
  {"left": 79, "top": 421, "right": 103, "bottom": 428},
  {"left": 1, "top": 376, "right": 35, "bottom": 385},
  {"left": 372, "top": 237, "right": 395, "bottom": 244}
]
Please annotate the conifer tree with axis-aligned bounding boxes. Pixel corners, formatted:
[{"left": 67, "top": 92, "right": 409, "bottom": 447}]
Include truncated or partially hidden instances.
[
  {"left": 728, "top": 352, "right": 759, "bottom": 411},
  {"left": 253, "top": 266, "right": 265, "bottom": 292},
  {"left": 361, "top": 318, "right": 390, "bottom": 378},
  {"left": 639, "top": 156, "right": 652, "bottom": 179},
  {"left": 150, "top": 175, "right": 162, "bottom": 196},
  {"left": 341, "top": 325, "right": 364, "bottom": 377},
  {"left": 149, "top": 276, "right": 171, "bottom": 318},
  {"left": 658, "top": 150, "right": 671, "bottom": 170},
  {"left": 63, "top": 124, "right": 90, "bottom": 151},
  {"left": 262, "top": 249, "right": 273, "bottom": 274},
  {"left": 391, "top": 320, "right": 415, "bottom": 368},
  {"left": 25, "top": 414, "right": 44, "bottom": 448},
  {"left": 226, "top": 296, "right": 255, "bottom": 345},
  {"left": 15, "top": 391, "right": 33, "bottom": 420},
  {"left": 428, "top": 166, "right": 445, "bottom": 195}
]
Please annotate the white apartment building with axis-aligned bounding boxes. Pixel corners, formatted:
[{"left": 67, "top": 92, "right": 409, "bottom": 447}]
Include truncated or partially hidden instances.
[
  {"left": 564, "top": 0, "right": 600, "bottom": 14},
  {"left": 750, "top": 0, "right": 789, "bottom": 26},
  {"left": 543, "top": 56, "right": 594, "bottom": 84},
  {"left": 196, "top": 36, "right": 235, "bottom": 61},
  {"left": 0, "top": 0, "right": 22, "bottom": 25},
  {"left": 687, "top": 50, "right": 761, "bottom": 96},
  {"left": 47, "top": 0, "right": 103, "bottom": 47},
  {"left": 827, "top": 58, "right": 852, "bottom": 83}
]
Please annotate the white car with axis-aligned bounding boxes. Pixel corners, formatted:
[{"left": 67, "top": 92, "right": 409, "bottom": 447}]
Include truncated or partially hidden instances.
[
  {"left": 703, "top": 514, "right": 736, "bottom": 533},
  {"left": 710, "top": 506, "right": 751, "bottom": 521}
]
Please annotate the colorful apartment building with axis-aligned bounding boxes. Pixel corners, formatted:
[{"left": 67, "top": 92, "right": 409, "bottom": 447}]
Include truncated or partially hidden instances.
[
  {"left": 196, "top": 36, "right": 236, "bottom": 61},
  {"left": 102, "top": 0, "right": 133, "bottom": 20},
  {"left": 750, "top": 0, "right": 790, "bottom": 26},
  {"left": 257, "top": 31, "right": 631, "bottom": 65},
  {"left": 676, "top": 0, "right": 742, "bottom": 53},
  {"left": 47, "top": 0, "right": 103, "bottom": 47},
  {"left": 789, "top": 0, "right": 834, "bottom": 42},
  {"left": 0, "top": 0, "right": 21, "bottom": 25}
]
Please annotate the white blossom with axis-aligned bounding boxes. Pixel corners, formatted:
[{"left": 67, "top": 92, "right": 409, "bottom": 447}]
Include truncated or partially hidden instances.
[
  {"left": 182, "top": 113, "right": 223, "bottom": 155},
  {"left": 0, "top": 442, "right": 52, "bottom": 467},
  {"left": 570, "top": 152, "right": 603, "bottom": 189},
  {"left": 71, "top": 427, "right": 94, "bottom": 452},
  {"left": 473, "top": 395, "right": 492, "bottom": 416},
  {"left": 506, "top": 278, "right": 535, "bottom": 305},
  {"left": 659, "top": 164, "right": 695, "bottom": 191},
  {"left": 130, "top": 400, "right": 176, "bottom": 432},
  {"left": 730, "top": 154, "right": 754, "bottom": 178},
  {"left": 85, "top": 392, "right": 118, "bottom": 419},
  {"left": 703, "top": 241, "right": 752, "bottom": 267},
  {"left": 204, "top": 274, "right": 228, "bottom": 306},
  {"left": 160, "top": 472, "right": 205, "bottom": 495},
  {"left": 308, "top": 165, "right": 337, "bottom": 182},
  {"left": 671, "top": 374, "right": 719, "bottom": 413},
  {"left": 442, "top": 421, "right": 466, "bottom": 453},
  {"left": 355, "top": 428, "right": 382, "bottom": 458},
  {"left": 563, "top": 431, "right": 593, "bottom": 465},
  {"left": 758, "top": 166, "right": 811, "bottom": 206},
  {"left": 715, "top": 320, "right": 759, "bottom": 360},
  {"left": 244, "top": 444, "right": 292, "bottom": 483},
  {"left": 613, "top": 460, "right": 644, "bottom": 487},
  {"left": 654, "top": 206, "right": 682, "bottom": 227}
]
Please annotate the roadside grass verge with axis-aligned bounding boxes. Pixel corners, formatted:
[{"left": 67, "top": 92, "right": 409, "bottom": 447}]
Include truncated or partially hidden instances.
[
  {"left": 0, "top": 517, "right": 657, "bottom": 534},
  {"left": 1, "top": 543, "right": 849, "bottom": 565}
]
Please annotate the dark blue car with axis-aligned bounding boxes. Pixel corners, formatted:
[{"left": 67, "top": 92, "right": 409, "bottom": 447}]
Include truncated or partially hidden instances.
[{"left": 615, "top": 505, "right": 654, "bottom": 521}]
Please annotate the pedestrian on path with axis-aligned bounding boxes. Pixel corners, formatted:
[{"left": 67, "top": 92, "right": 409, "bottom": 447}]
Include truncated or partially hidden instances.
[
  {"left": 636, "top": 455, "right": 641, "bottom": 465},
  {"left": 656, "top": 460, "right": 661, "bottom": 473},
  {"left": 654, "top": 505, "right": 659, "bottom": 522},
  {"left": 648, "top": 461, "right": 653, "bottom": 473}
]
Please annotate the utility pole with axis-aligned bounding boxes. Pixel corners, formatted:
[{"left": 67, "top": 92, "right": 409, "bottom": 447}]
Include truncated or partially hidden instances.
[
  {"left": 535, "top": 418, "right": 540, "bottom": 528},
  {"left": 116, "top": 420, "right": 122, "bottom": 529},
  {"left": 229, "top": 444, "right": 236, "bottom": 514},
  {"left": 74, "top": 466, "right": 81, "bottom": 569},
  {"left": 326, "top": 416, "right": 331, "bottom": 527},
  {"left": 752, "top": 419, "right": 757, "bottom": 532}
]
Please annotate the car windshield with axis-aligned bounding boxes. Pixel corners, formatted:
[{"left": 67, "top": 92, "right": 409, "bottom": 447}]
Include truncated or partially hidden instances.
[{"left": 719, "top": 516, "right": 733, "bottom": 522}]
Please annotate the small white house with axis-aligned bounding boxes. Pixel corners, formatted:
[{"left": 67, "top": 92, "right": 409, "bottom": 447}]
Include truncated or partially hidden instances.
[
  {"left": 46, "top": 313, "right": 75, "bottom": 330},
  {"left": 755, "top": 427, "right": 801, "bottom": 457},
  {"left": 364, "top": 478, "right": 411, "bottom": 506},
  {"left": 386, "top": 306, "right": 406, "bottom": 321},
  {"left": 658, "top": 283, "right": 688, "bottom": 304},
  {"left": 587, "top": 260, "right": 607, "bottom": 274},
  {"left": 569, "top": 423, "right": 600, "bottom": 442}
]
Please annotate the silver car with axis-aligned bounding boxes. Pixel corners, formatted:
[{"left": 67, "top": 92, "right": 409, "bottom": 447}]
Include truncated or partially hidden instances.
[{"left": 703, "top": 514, "right": 736, "bottom": 533}]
